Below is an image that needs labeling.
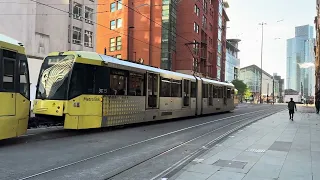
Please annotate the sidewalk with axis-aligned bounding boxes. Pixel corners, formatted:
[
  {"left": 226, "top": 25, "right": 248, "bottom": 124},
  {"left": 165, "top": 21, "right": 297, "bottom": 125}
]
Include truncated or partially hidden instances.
[{"left": 171, "top": 107, "right": 320, "bottom": 180}]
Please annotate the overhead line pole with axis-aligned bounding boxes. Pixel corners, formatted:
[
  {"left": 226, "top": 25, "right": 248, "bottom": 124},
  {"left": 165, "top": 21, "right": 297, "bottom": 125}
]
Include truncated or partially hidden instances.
[{"left": 259, "top": 22, "right": 267, "bottom": 103}]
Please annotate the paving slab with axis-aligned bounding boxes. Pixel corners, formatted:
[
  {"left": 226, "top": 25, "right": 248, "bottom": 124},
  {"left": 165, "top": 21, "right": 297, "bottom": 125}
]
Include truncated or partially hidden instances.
[{"left": 171, "top": 107, "right": 320, "bottom": 180}]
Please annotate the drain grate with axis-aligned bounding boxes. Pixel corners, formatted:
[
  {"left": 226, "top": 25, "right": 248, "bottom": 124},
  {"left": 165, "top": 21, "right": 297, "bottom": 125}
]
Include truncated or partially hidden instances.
[{"left": 246, "top": 149, "right": 266, "bottom": 153}]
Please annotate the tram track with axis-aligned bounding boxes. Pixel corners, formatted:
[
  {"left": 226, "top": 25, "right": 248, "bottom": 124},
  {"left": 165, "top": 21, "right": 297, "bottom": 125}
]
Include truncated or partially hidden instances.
[
  {"left": 1, "top": 105, "right": 267, "bottom": 147},
  {"left": 15, "top": 106, "right": 284, "bottom": 180}
]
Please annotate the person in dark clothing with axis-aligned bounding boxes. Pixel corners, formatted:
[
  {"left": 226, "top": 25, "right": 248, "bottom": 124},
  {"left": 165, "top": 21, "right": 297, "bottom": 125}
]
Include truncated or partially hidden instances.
[
  {"left": 316, "top": 92, "right": 320, "bottom": 114},
  {"left": 316, "top": 100, "right": 320, "bottom": 114},
  {"left": 288, "top": 98, "right": 297, "bottom": 120}
]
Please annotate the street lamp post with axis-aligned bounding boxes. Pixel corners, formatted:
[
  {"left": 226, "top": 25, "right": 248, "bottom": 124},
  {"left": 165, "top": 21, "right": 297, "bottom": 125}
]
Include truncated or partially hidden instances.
[
  {"left": 272, "top": 76, "right": 275, "bottom": 104},
  {"left": 259, "top": 22, "right": 267, "bottom": 104}
]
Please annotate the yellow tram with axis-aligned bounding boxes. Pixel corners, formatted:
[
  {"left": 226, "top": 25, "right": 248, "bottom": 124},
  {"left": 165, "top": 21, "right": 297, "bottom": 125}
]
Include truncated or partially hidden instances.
[
  {"left": 33, "top": 51, "right": 235, "bottom": 129},
  {"left": 0, "top": 34, "right": 30, "bottom": 140}
]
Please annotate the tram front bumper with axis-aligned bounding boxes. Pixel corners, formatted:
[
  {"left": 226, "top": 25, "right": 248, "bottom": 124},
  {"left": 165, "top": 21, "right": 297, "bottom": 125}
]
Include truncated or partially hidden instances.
[{"left": 33, "top": 99, "right": 64, "bottom": 116}]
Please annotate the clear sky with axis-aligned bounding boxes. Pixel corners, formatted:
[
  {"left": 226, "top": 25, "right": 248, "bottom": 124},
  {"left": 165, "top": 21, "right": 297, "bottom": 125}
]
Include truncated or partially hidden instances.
[{"left": 225, "top": 0, "right": 316, "bottom": 79}]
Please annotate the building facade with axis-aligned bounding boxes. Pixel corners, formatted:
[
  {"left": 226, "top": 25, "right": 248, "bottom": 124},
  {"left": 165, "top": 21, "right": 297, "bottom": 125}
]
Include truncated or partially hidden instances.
[
  {"left": 273, "top": 73, "right": 285, "bottom": 102},
  {"left": 286, "top": 25, "right": 315, "bottom": 98},
  {"left": 239, "top": 65, "right": 280, "bottom": 102},
  {"left": 225, "top": 39, "right": 240, "bottom": 82},
  {"left": 315, "top": 0, "right": 320, "bottom": 97},
  {"left": 0, "top": 0, "right": 97, "bottom": 103},
  {"left": 96, "top": 0, "right": 229, "bottom": 81}
]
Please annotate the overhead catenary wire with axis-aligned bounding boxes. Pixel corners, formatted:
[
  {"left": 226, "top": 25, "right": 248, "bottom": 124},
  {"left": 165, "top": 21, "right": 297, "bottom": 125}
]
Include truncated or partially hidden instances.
[
  {"left": 8, "top": 0, "right": 198, "bottom": 60},
  {"left": 28, "top": 0, "right": 162, "bottom": 51},
  {"left": 0, "top": 1, "right": 107, "bottom": 5},
  {"left": 118, "top": 1, "right": 193, "bottom": 44}
]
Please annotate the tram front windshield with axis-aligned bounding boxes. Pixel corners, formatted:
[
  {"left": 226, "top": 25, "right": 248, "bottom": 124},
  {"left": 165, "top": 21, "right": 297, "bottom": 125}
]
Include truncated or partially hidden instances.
[{"left": 36, "top": 55, "right": 74, "bottom": 100}]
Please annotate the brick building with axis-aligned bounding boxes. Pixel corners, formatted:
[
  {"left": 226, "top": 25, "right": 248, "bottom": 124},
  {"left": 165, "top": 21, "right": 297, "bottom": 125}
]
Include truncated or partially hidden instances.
[{"left": 96, "top": 0, "right": 229, "bottom": 81}]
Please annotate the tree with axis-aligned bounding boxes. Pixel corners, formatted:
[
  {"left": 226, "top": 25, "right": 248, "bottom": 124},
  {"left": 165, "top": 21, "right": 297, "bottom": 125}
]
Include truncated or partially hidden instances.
[
  {"left": 231, "top": 79, "right": 247, "bottom": 95},
  {"left": 244, "top": 88, "right": 252, "bottom": 99}
]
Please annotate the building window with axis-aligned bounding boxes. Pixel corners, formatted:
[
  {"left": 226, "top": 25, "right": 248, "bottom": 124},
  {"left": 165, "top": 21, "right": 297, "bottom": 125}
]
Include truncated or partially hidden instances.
[
  {"left": 218, "top": 16, "right": 222, "bottom": 28},
  {"left": 218, "top": 40, "right": 222, "bottom": 54},
  {"left": 203, "top": 1, "right": 207, "bottom": 13},
  {"left": 116, "top": 18, "right": 122, "bottom": 28},
  {"left": 217, "top": 54, "right": 221, "bottom": 66},
  {"left": 193, "top": 40, "right": 199, "bottom": 55},
  {"left": 110, "top": 38, "right": 116, "bottom": 52},
  {"left": 193, "top": 58, "right": 198, "bottom": 71},
  {"left": 116, "top": 36, "right": 122, "bottom": 50},
  {"left": 117, "top": 0, "right": 122, "bottom": 10},
  {"left": 110, "top": 20, "right": 116, "bottom": 29},
  {"left": 110, "top": 2, "right": 116, "bottom": 12},
  {"left": 218, "top": 28, "right": 222, "bottom": 41},
  {"left": 202, "top": 15, "right": 207, "bottom": 28},
  {"left": 111, "top": 19, "right": 122, "bottom": 29},
  {"left": 84, "top": 30, "right": 93, "bottom": 48},
  {"left": 72, "top": 26, "right": 81, "bottom": 44},
  {"left": 193, "top": 22, "right": 199, "bottom": 33},
  {"left": 194, "top": 4, "right": 199, "bottom": 16},
  {"left": 217, "top": 68, "right": 221, "bottom": 80},
  {"left": 85, "top": 6, "right": 93, "bottom": 24},
  {"left": 111, "top": 0, "right": 122, "bottom": 12},
  {"left": 116, "top": 54, "right": 121, "bottom": 59},
  {"left": 73, "top": 2, "right": 82, "bottom": 20},
  {"left": 219, "top": 0, "right": 223, "bottom": 15},
  {"left": 210, "top": 23, "right": 213, "bottom": 31}
]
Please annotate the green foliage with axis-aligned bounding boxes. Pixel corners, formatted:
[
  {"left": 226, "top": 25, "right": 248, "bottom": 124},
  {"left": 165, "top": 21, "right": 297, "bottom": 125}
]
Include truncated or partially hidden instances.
[
  {"left": 244, "top": 88, "right": 252, "bottom": 99},
  {"left": 231, "top": 79, "right": 247, "bottom": 95}
]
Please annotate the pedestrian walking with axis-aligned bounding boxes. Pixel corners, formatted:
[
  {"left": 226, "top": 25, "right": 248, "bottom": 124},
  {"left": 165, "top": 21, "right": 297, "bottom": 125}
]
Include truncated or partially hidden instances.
[
  {"left": 315, "top": 91, "right": 320, "bottom": 114},
  {"left": 288, "top": 98, "right": 297, "bottom": 120}
]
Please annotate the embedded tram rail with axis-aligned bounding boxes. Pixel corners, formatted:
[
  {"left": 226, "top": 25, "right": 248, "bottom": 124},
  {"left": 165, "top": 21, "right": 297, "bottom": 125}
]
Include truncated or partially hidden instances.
[
  {"left": 2, "top": 104, "right": 264, "bottom": 146},
  {"left": 3, "top": 105, "right": 285, "bottom": 180}
]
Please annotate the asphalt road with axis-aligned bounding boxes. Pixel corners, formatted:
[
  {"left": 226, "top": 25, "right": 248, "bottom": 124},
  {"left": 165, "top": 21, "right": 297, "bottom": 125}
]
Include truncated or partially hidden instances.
[{"left": 0, "top": 104, "right": 286, "bottom": 180}]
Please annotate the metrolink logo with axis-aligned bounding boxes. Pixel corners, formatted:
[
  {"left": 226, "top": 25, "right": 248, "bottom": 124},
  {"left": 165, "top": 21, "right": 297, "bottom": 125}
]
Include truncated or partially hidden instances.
[{"left": 83, "top": 97, "right": 100, "bottom": 101}]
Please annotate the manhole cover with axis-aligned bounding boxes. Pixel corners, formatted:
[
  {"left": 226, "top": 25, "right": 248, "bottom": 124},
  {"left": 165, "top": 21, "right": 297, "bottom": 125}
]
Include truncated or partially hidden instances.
[{"left": 213, "top": 159, "right": 247, "bottom": 169}]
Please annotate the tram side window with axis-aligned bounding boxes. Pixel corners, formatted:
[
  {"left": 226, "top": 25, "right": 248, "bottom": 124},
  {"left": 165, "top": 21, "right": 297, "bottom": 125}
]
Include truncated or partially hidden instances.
[
  {"left": 161, "top": 78, "right": 171, "bottom": 97},
  {"left": 227, "top": 88, "right": 231, "bottom": 98},
  {"left": 209, "top": 84, "right": 213, "bottom": 105},
  {"left": 3, "top": 59, "right": 15, "bottom": 91},
  {"left": 110, "top": 74, "right": 127, "bottom": 95},
  {"left": 95, "top": 66, "right": 109, "bottom": 94},
  {"left": 191, "top": 82, "right": 197, "bottom": 98},
  {"left": 19, "top": 60, "right": 30, "bottom": 98},
  {"left": 213, "top": 86, "right": 218, "bottom": 98},
  {"left": 217, "top": 87, "right": 222, "bottom": 98},
  {"left": 171, "top": 80, "right": 181, "bottom": 97},
  {"left": 202, "top": 83, "right": 208, "bottom": 98},
  {"left": 128, "top": 72, "right": 144, "bottom": 96},
  {"left": 69, "top": 63, "right": 94, "bottom": 99}
]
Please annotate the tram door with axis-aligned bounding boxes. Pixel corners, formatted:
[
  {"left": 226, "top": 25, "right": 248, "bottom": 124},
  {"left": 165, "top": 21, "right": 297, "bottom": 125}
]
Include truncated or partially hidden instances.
[
  {"left": 183, "top": 79, "right": 190, "bottom": 107},
  {"left": 0, "top": 49, "right": 16, "bottom": 116},
  {"left": 146, "top": 72, "right": 159, "bottom": 108},
  {"left": 223, "top": 86, "right": 227, "bottom": 105}
]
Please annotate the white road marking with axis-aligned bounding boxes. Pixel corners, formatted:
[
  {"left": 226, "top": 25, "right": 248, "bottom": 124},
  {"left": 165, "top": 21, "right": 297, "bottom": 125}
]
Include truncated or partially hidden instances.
[{"left": 18, "top": 108, "right": 272, "bottom": 180}]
